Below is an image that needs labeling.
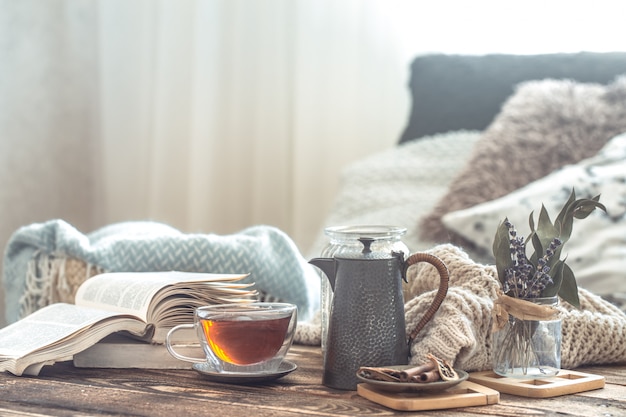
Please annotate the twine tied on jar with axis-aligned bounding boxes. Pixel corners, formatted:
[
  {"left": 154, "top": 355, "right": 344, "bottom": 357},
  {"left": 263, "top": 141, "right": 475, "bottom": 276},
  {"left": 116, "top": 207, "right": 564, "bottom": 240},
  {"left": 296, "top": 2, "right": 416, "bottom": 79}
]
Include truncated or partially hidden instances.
[{"left": 492, "top": 290, "right": 560, "bottom": 332}]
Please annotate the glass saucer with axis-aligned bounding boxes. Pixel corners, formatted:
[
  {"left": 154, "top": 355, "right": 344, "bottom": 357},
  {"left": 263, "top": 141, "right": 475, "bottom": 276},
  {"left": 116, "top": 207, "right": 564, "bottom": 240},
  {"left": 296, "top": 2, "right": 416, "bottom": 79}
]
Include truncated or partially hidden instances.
[{"left": 192, "top": 360, "right": 297, "bottom": 384}]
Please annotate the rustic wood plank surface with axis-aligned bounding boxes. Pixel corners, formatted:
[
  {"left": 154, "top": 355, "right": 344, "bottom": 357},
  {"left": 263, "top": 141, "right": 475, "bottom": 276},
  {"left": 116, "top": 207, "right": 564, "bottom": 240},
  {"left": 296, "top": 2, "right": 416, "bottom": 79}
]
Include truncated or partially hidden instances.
[{"left": 0, "top": 345, "right": 624, "bottom": 417}]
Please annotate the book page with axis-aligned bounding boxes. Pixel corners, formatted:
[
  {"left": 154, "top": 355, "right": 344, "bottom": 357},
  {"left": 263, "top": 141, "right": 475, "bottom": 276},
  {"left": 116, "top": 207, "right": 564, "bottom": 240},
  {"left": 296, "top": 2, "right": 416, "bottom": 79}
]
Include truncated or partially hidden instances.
[
  {"left": 0, "top": 303, "right": 128, "bottom": 358},
  {"left": 75, "top": 271, "right": 249, "bottom": 322},
  {"left": 147, "top": 285, "right": 255, "bottom": 324},
  {"left": 0, "top": 303, "right": 151, "bottom": 376}
]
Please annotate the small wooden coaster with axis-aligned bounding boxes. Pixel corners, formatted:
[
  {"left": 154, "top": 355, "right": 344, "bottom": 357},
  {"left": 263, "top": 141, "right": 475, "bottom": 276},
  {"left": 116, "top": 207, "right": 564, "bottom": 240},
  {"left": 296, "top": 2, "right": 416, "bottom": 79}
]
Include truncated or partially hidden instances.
[
  {"left": 469, "top": 369, "right": 605, "bottom": 398},
  {"left": 357, "top": 381, "right": 499, "bottom": 411}
]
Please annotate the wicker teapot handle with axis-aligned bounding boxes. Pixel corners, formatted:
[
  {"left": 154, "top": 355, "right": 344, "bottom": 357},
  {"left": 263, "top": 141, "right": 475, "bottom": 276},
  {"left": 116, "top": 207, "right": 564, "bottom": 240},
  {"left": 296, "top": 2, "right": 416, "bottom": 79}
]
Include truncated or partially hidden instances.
[{"left": 403, "top": 253, "right": 450, "bottom": 345}]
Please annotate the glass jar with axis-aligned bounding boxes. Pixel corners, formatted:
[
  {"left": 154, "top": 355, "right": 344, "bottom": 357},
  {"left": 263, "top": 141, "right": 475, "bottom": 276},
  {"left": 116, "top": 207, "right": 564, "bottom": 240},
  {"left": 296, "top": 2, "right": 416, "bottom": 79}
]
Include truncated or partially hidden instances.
[
  {"left": 492, "top": 296, "right": 561, "bottom": 378},
  {"left": 317, "top": 225, "right": 409, "bottom": 355}
]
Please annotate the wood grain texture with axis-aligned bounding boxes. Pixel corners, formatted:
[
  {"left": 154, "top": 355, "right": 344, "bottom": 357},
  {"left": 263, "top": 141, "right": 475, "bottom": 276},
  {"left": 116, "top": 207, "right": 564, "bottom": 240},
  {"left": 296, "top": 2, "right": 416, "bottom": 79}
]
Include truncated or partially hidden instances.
[
  {"left": 0, "top": 346, "right": 624, "bottom": 417},
  {"left": 357, "top": 381, "right": 499, "bottom": 411},
  {"left": 469, "top": 369, "right": 606, "bottom": 398}
]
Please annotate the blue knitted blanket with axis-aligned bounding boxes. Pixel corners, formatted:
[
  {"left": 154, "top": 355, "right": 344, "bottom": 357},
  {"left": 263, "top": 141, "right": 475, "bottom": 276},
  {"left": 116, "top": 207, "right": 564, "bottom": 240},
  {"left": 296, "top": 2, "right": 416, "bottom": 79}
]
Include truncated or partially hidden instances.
[{"left": 3, "top": 220, "right": 320, "bottom": 324}]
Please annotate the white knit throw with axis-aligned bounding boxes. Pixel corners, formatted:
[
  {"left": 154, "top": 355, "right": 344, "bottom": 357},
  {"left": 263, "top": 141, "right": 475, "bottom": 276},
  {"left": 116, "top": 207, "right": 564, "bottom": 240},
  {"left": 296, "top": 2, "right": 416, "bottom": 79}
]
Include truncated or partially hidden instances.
[{"left": 405, "top": 244, "right": 626, "bottom": 371}]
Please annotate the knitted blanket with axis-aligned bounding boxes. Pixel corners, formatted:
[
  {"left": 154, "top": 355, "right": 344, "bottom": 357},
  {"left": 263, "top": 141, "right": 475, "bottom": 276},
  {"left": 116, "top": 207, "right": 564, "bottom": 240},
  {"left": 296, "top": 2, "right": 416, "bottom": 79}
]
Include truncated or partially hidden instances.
[
  {"left": 405, "top": 244, "right": 626, "bottom": 370},
  {"left": 2, "top": 220, "right": 320, "bottom": 325}
]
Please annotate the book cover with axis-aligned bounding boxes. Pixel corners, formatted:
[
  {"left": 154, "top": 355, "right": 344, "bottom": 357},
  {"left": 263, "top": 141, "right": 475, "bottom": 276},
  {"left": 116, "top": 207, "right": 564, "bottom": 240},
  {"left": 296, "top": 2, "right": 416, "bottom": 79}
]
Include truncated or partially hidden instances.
[{"left": 73, "top": 334, "right": 203, "bottom": 369}]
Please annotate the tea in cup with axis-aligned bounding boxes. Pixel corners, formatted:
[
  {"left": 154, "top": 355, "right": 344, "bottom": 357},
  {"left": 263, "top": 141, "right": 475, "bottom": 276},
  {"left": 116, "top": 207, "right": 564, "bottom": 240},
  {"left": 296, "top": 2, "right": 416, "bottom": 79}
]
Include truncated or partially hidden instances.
[{"left": 166, "top": 302, "right": 297, "bottom": 373}]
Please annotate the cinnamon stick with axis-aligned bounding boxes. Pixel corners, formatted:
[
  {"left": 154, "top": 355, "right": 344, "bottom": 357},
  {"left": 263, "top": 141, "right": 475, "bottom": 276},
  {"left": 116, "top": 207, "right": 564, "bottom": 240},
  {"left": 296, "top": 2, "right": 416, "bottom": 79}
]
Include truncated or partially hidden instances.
[
  {"left": 415, "top": 369, "right": 441, "bottom": 383},
  {"left": 357, "top": 366, "right": 403, "bottom": 382},
  {"left": 399, "top": 361, "right": 437, "bottom": 382}
]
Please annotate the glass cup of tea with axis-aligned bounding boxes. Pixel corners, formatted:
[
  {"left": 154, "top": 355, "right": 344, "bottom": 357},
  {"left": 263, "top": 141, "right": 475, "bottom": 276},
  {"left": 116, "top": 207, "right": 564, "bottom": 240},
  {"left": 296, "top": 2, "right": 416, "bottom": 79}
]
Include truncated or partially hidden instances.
[{"left": 166, "top": 302, "right": 297, "bottom": 374}]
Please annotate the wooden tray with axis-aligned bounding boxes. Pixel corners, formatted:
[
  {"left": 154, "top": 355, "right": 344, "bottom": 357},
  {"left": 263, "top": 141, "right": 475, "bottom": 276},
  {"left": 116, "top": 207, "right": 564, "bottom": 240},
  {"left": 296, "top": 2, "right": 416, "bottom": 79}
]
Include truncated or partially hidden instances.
[
  {"left": 357, "top": 381, "right": 499, "bottom": 411},
  {"left": 469, "top": 369, "right": 605, "bottom": 398}
]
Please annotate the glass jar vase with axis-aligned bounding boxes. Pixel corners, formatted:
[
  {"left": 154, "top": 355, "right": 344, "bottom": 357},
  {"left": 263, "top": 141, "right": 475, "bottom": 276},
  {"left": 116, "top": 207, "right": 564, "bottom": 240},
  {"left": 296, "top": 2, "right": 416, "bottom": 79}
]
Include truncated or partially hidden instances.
[{"left": 492, "top": 296, "right": 561, "bottom": 378}]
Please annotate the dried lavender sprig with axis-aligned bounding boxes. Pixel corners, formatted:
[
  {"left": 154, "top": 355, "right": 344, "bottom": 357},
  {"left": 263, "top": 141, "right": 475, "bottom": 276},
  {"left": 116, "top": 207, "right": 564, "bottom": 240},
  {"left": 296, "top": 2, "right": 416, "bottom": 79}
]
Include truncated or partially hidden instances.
[
  {"left": 502, "top": 220, "right": 563, "bottom": 299},
  {"left": 505, "top": 220, "right": 527, "bottom": 267},
  {"left": 525, "top": 238, "right": 562, "bottom": 297},
  {"left": 503, "top": 220, "right": 534, "bottom": 298}
]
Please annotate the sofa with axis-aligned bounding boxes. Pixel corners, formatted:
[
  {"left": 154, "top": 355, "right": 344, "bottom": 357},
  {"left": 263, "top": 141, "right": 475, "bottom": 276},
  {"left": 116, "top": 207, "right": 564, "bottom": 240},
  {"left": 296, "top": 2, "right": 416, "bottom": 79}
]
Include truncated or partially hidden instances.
[{"left": 309, "top": 51, "right": 626, "bottom": 303}]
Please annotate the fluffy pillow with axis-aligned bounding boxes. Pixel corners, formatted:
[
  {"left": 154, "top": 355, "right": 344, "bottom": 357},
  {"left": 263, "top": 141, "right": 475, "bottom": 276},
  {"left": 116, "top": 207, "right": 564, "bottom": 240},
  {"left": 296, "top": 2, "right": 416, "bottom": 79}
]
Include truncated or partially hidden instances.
[
  {"left": 306, "top": 130, "right": 480, "bottom": 258},
  {"left": 418, "top": 75, "right": 626, "bottom": 252},
  {"left": 441, "top": 133, "right": 626, "bottom": 296}
]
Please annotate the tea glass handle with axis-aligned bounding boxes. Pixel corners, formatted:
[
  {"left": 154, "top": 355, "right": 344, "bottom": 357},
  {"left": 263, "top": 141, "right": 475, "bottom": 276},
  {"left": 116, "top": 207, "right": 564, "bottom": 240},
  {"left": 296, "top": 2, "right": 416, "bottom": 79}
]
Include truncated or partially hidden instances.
[
  {"left": 165, "top": 324, "right": 205, "bottom": 363},
  {"left": 404, "top": 252, "right": 450, "bottom": 345}
]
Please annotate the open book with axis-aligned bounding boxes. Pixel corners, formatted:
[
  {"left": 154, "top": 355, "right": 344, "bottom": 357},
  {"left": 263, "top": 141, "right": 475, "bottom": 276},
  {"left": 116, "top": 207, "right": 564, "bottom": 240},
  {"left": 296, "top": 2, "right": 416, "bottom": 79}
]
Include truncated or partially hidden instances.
[{"left": 0, "top": 271, "right": 255, "bottom": 376}]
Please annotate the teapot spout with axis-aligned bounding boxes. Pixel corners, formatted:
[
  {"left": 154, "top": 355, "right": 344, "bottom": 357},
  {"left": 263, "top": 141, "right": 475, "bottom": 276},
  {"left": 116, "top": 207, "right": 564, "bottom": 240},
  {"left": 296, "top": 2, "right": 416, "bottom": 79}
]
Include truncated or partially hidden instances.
[{"left": 308, "top": 258, "right": 337, "bottom": 290}]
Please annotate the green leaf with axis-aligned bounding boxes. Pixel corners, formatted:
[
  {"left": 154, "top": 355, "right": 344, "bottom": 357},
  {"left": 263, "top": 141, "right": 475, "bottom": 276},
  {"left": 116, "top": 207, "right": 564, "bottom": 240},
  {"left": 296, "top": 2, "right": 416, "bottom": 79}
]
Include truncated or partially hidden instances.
[
  {"left": 558, "top": 263, "right": 580, "bottom": 309},
  {"left": 542, "top": 259, "right": 564, "bottom": 297},
  {"left": 554, "top": 189, "right": 577, "bottom": 232},
  {"left": 528, "top": 230, "right": 541, "bottom": 268},
  {"left": 537, "top": 205, "right": 556, "bottom": 235},
  {"left": 556, "top": 191, "right": 606, "bottom": 245},
  {"left": 572, "top": 197, "right": 606, "bottom": 220},
  {"left": 535, "top": 205, "right": 559, "bottom": 251},
  {"left": 492, "top": 220, "right": 512, "bottom": 286},
  {"left": 525, "top": 212, "right": 538, "bottom": 267},
  {"left": 528, "top": 210, "right": 535, "bottom": 231}
]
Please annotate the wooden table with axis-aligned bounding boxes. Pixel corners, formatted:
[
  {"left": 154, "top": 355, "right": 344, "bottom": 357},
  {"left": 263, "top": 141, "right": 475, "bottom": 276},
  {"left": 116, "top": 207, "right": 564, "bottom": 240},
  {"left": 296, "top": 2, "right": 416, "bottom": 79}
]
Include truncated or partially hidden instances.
[{"left": 0, "top": 345, "right": 624, "bottom": 416}]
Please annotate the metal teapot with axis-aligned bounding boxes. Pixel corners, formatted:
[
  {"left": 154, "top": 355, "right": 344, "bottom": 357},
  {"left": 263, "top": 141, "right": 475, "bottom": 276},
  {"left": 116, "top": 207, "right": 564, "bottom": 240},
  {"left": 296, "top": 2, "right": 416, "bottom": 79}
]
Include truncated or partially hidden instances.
[{"left": 309, "top": 226, "right": 449, "bottom": 390}]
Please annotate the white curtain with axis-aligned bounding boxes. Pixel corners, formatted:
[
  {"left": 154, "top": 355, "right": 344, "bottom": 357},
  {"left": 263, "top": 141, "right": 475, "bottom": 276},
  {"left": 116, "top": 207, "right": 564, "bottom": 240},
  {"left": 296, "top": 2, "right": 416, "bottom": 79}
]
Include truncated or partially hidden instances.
[
  {"left": 95, "top": 0, "right": 410, "bottom": 253},
  {"left": 0, "top": 0, "right": 410, "bottom": 326},
  {"left": 0, "top": 1, "right": 100, "bottom": 256},
  {"left": 1, "top": 0, "right": 624, "bottom": 326}
]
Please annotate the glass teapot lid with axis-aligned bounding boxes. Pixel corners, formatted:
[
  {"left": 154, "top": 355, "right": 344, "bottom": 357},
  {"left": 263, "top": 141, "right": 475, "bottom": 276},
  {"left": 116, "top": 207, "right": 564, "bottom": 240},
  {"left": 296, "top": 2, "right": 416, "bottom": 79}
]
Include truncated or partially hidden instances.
[{"left": 323, "top": 225, "right": 408, "bottom": 260}]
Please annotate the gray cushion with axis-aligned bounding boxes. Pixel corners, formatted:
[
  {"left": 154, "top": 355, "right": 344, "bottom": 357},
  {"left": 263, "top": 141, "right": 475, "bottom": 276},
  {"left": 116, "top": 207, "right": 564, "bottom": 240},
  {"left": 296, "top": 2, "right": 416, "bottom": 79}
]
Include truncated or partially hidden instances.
[{"left": 399, "top": 52, "right": 626, "bottom": 143}]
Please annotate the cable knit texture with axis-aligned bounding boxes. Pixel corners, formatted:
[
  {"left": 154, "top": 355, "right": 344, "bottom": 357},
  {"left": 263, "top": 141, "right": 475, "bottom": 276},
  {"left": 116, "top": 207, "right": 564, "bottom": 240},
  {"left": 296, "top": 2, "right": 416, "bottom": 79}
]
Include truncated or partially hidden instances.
[{"left": 404, "top": 244, "right": 626, "bottom": 371}]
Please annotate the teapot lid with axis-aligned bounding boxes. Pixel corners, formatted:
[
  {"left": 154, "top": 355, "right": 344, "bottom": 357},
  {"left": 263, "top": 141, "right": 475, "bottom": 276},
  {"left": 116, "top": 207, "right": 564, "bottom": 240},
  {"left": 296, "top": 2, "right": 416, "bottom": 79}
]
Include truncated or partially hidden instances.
[
  {"left": 324, "top": 225, "right": 407, "bottom": 240},
  {"left": 324, "top": 225, "right": 408, "bottom": 260}
]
